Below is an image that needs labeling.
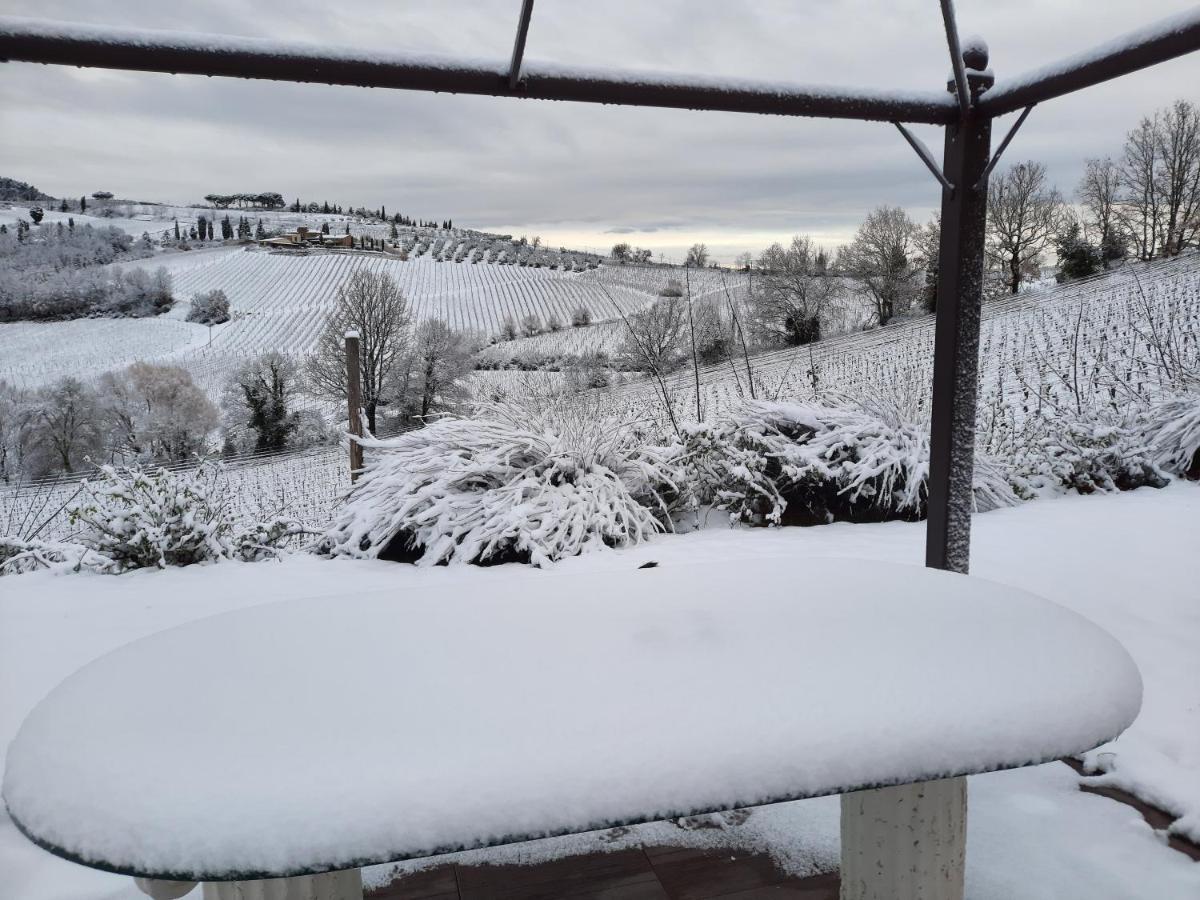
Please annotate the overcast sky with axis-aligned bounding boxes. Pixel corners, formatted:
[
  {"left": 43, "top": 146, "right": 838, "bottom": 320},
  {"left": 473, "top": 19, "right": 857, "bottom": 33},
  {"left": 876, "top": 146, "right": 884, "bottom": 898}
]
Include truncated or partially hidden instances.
[{"left": 1, "top": 0, "right": 1197, "bottom": 262}]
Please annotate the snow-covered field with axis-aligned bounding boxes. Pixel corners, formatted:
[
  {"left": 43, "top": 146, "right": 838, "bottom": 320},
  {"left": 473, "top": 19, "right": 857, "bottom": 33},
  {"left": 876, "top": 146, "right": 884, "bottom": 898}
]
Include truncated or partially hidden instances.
[
  {"left": 0, "top": 249, "right": 697, "bottom": 397},
  {"left": 1, "top": 484, "right": 1198, "bottom": 899}
]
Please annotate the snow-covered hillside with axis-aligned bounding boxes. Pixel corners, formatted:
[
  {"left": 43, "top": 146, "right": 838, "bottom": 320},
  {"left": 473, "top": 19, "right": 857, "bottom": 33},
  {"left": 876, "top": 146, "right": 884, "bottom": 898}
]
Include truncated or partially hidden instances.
[{"left": 0, "top": 249, "right": 687, "bottom": 394}]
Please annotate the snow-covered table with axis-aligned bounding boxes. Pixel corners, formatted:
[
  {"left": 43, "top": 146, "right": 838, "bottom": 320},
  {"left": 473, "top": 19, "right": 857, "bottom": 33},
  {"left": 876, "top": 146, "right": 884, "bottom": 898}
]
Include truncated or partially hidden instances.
[{"left": 3, "top": 559, "right": 1141, "bottom": 900}]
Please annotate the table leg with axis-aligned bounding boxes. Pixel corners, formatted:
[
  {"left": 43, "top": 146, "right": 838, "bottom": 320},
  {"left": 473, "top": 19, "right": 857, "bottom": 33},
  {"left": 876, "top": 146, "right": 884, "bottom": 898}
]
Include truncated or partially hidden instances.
[
  {"left": 198, "top": 869, "right": 363, "bottom": 900},
  {"left": 134, "top": 878, "right": 198, "bottom": 899},
  {"left": 839, "top": 776, "right": 966, "bottom": 900}
]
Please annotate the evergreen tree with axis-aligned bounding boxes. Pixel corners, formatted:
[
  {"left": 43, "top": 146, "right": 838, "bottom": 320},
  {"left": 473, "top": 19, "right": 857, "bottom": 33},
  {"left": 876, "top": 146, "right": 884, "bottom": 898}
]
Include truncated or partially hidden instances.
[
  {"left": 1055, "top": 222, "right": 1102, "bottom": 283},
  {"left": 221, "top": 215, "right": 233, "bottom": 240},
  {"left": 381, "top": 205, "right": 386, "bottom": 220},
  {"left": 389, "top": 221, "right": 398, "bottom": 239},
  {"left": 322, "top": 201, "right": 330, "bottom": 214},
  {"left": 255, "top": 219, "right": 265, "bottom": 240},
  {"left": 321, "top": 221, "right": 330, "bottom": 235},
  {"left": 79, "top": 196, "right": 87, "bottom": 213},
  {"left": 58, "top": 198, "right": 69, "bottom": 212},
  {"left": 68, "top": 217, "right": 74, "bottom": 230},
  {"left": 345, "top": 222, "right": 351, "bottom": 235},
  {"left": 173, "top": 219, "right": 180, "bottom": 240},
  {"left": 197, "top": 215, "right": 207, "bottom": 241}
]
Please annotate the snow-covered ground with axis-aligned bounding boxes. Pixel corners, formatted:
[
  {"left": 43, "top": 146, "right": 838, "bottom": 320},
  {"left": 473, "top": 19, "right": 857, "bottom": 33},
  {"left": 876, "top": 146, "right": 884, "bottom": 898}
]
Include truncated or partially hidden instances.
[{"left": 1, "top": 485, "right": 1198, "bottom": 899}]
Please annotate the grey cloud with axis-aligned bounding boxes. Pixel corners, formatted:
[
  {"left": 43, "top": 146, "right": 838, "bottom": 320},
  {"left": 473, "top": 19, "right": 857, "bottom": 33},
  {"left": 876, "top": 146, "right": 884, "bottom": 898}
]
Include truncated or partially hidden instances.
[{"left": 2, "top": 0, "right": 1197, "bottom": 259}]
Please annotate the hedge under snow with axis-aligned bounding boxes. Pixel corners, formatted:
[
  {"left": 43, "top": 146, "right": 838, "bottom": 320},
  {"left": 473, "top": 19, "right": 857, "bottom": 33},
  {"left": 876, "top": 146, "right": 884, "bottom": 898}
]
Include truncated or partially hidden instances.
[{"left": 681, "top": 400, "right": 1026, "bottom": 527}]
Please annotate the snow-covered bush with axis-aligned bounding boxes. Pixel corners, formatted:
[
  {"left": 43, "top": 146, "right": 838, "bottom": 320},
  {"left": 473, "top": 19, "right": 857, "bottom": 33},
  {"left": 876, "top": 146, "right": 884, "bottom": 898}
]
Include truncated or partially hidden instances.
[
  {"left": 1012, "top": 412, "right": 1169, "bottom": 495},
  {"left": 320, "top": 401, "right": 681, "bottom": 567},
  {"left": 66, "top": 463, "right": 304, "bottom": 571},
  {"left": 680, "top": 400, "right": 1025, "bottom": 527},
  {"left": 1141, "top": 394, "right": 1200, "bottom": 479},
  {"left": 186, "top": 288, "right": 230, "bottom": 325}
]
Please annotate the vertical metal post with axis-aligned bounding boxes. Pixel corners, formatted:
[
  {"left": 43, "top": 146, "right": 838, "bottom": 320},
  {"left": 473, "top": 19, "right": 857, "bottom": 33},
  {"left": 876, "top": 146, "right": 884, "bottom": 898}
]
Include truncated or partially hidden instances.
[
  {"left": 925, "top": 92, "right": 993, "bottom": 575},
  {"left": 345, "top": 330, "right": 364, "bottom": 482},
  {"left": 841, "top": 47, "right": 993, "bottom": 900}
]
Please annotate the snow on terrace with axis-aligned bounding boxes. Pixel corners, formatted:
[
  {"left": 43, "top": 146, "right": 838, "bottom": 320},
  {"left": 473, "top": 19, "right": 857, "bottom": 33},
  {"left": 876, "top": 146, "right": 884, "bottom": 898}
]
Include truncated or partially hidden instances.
[{"left": 0, "top": 485, "right": 1197, "bottom": 898}]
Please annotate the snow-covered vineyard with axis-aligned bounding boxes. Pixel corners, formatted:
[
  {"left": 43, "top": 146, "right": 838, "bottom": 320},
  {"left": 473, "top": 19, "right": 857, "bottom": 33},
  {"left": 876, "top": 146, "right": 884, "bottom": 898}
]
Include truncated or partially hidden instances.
[
  {"left": 0, "top": 248, "right": 724, "bottom": 397},
  {"left": 4, "top": 254, "right": 1198, "bottom": 540},
  {"left": 606, "top": 256, "right": 1200, "bottom": 444}
]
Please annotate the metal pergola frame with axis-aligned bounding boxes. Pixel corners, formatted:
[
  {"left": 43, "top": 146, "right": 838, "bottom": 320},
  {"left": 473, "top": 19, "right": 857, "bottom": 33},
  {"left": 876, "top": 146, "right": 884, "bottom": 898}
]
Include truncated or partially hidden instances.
[{"left": 2, "top": 5, "right": 1198, "bottom": 898}]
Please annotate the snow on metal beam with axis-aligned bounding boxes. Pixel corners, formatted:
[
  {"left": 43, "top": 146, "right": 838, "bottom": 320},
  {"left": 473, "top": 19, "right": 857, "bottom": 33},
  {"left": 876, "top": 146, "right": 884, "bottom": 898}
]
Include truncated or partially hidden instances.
[
  {"left": 0, "top": 17, "right": 957, "bottom": 124},
  {"left": 980, "top": 8, "right": 1200, "bottom": 117}
]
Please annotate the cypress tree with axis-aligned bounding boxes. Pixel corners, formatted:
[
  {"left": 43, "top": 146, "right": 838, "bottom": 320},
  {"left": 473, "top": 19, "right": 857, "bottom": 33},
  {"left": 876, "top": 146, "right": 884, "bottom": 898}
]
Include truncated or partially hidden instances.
[
  {"left": 174, "top": 218, "right": 180, "bottom": 240},
  {"left": 80, "top": 196, "right": 87, "bottom": 213}
]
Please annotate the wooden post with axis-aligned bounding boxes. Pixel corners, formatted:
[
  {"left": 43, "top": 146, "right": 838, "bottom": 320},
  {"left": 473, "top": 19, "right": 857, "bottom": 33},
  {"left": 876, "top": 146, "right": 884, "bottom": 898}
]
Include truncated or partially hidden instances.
[{"left": 345, "top": 330, "right": 363, "bottom": 482}]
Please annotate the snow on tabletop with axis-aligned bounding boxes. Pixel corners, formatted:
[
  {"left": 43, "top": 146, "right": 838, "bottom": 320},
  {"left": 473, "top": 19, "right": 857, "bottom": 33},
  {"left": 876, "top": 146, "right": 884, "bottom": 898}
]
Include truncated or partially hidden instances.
[{"left": 2, "top": 558, "right": 1140, "bottom": 880}]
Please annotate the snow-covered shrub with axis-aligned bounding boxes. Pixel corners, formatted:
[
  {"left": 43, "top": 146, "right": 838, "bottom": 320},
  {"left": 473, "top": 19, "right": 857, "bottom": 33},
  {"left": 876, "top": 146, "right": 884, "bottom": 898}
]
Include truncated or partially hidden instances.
[
  {"left": 320, "top": 401, "right": 681, "bottom": 567},
  {"left": 1012, "top": 412, "right": 1169, "bottom": 495},
  {"left": 680, "top": 400, "right": 1024, "bottom": 527},
  {"left": 66, "top": 463, "right": 303, "bottom": 571},
  {"left": 1141, "top": 394, "right": 1200, "bottom": 479},
  {"left": 186, "top": 288, "right": 230, "bottom": 325},
  {"left": 0, "top": 537, "right": 117, "bottom": 576}
]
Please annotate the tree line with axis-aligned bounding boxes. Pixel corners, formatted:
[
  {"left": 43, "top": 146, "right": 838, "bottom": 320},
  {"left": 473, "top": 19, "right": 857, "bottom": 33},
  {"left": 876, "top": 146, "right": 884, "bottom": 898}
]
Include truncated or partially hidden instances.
[
  {"left": 0, "top": 222, "right": 167, "bottom": 321},
  {"left": 0, "top": 269, "right": 479, "bottom": 480}
]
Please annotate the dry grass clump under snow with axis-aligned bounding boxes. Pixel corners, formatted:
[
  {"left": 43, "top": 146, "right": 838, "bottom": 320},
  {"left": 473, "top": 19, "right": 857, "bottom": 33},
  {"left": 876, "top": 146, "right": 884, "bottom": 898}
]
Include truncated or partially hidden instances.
[
  {"left": 1012, "top": 412, "right": 1170, "bottom": 495},
  {"left": 320, "top": 401, "right": 680, "bottom": 566},
  {"left": 1142, "top": 394, "right": 1200, "bottom": 479}
]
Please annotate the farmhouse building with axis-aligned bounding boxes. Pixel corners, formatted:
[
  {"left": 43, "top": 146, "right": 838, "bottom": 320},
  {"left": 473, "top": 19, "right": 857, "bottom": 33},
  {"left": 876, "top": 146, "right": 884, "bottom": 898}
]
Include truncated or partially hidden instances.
[{"left": 259, "top": 225, "right": 353, "bottom": 249}]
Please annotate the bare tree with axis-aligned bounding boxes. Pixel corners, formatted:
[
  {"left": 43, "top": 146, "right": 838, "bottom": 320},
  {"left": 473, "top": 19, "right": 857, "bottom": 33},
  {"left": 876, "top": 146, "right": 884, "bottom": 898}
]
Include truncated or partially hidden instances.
[
  {"left": 840, "top": 206, "right": 920, "bottom": 324},
  {"left": 912, "top": 215, "right": 941, "bottom": 313},
  {"left": 985, "top": 162, "right": 1064, "bottom": 294},
  {"left": 305, "top": 269, "right": 410, "bottom": 432},
  {"left": 750, "top": 235, "right": 838, "bottom": 344},
  {"left": 392, "top": 319, "right": 475, "bottom": 420},
  {"left": 684, "top": 243, "right": 709, "bottom": 268},
  {"left": 1155, "top": 99, "right": 1200, "bottom": 256},
  {"left": 616, "top": 295, "right": 689, "bottom": 377},
  {"left": 18, "top": 377, "right": 105, "bottom": 475},
  {"left": 99, "top": 363, "right": 219, "bottom": 463},
  {"left": 1118, "top": 116, "right": 1164, "bottom": 260},
  {"left": 1078, "top": 157, "right": 1124, "bottom": 265}
]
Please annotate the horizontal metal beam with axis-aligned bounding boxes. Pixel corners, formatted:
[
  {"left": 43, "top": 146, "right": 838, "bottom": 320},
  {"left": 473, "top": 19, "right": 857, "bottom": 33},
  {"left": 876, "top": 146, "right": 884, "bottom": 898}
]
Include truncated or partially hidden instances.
[
  {"left": 980, "top": 8, "right": 1200, "bottom": 117},
  {"left": 0, "top": 17, "right": 957, "bottom": 124}
]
